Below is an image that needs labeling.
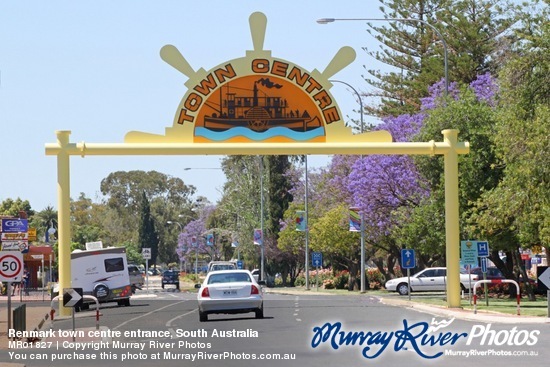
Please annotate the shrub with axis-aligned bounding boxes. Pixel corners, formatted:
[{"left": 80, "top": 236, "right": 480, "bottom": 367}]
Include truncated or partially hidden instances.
[
  {"left": 295, "top": 274, "right": 306, "bottom": 287},
  {"left": 323, "top": 279, "right": 336, "bottom": 289},
  {"left": 335, "top": 271, "right": 349, "bottom": 289},
  {"left": 367, "top": 268, "right": 385, "bottom": 290}
]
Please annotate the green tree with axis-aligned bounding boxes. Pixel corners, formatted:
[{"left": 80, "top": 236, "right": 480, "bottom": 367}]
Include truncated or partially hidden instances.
[
  {"left": 309, "top": 204, "right": 361, "bottom": 290},
  {"left": 31, "top": 205, "right": 58, "bottom": 243},
  {"left": 275, "top": 202, "right": 307, "bottom": 286},
  {"left": 138, "top": 192, "right": 159, "bottom": 266},
  {"left": 218, "top": 156, "right": 264, "bottom": 269},
  {"left": 471, "top": 1, "right": 549, "bottom": 294},
  {"left": 0, "top": 198, "right": 34, "bottom": 217},
  {"left": 100, "top": 170, "right": 196, "bottom": 211},
  {"left": 363, "top": 0, "right": 520, "bottom": 117}
]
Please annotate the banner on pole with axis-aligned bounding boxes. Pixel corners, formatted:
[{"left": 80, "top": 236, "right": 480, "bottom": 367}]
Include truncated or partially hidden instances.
[
  {"left": 253, "top": 229, "right": 263, "bottom": 245},
  {"left": 349, "top": 207, "right": 361, "bottom": 232},
  {"left": 295, "top": 211, "right": 306, "bottom": 231}
]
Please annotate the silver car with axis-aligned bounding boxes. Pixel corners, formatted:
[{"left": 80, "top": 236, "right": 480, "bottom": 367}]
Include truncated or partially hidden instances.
[
  {"left": 385, "top": 267, "right": 478, "bottom": 295},
  {"left": 195, "top": 269, "right": 265, "bottom": 322}
]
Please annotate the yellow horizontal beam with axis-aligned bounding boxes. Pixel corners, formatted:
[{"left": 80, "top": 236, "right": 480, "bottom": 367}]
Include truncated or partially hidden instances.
[{"left": 45, "top": 141, "right": 469, "bottom": 157}]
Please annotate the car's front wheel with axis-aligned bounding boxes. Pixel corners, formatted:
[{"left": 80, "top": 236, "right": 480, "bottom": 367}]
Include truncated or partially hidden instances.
[{"left": 397, "top": 283, "right": 410, "bottom": 296}]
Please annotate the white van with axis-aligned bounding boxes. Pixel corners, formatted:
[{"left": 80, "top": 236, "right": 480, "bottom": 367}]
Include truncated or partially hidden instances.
[{"left": 70, "top": 247, "right": 132, "bottom": 308}]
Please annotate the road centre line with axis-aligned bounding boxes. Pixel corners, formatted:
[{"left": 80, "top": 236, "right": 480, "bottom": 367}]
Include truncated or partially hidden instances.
[
  {"left": 166, "top": 309, "right": 197, "bottom": 328},
  {"left": 112, "top": 300, "right": 189, "bottom": 331}
]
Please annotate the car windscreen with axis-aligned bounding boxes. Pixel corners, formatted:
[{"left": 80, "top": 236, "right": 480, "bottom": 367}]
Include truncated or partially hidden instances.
[
  {"left": 207, "top": 272, "right": 251, "bottom": 284},
  {"left": 211, "top": 265, "right": 236, "bottom": 271}
]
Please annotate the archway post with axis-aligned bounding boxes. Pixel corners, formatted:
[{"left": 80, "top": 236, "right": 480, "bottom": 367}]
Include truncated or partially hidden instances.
[
  {"left": 55, "top": 130, "right": 73, "bottom": 316},
  {"left": 443, "top": 129, "right": 462, "bottom": 308}
]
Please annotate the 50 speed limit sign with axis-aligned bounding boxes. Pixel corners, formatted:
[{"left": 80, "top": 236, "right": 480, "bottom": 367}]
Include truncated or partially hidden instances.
[{"left": 0, "top": 251, "right": 24, "bottom": 282}]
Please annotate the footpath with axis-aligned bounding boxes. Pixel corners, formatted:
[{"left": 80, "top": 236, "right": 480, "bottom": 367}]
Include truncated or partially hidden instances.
[{"left": 0, "top": 292, "right": 51, "bottom": 367}]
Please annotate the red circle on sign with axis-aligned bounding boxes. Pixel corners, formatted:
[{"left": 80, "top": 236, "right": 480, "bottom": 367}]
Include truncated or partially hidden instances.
[{"left": 0, "top": 254, "right": 23, "bottom": 279}]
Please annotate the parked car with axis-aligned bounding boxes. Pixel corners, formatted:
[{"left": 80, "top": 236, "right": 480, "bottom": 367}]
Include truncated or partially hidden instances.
[
  {"left": 148, "top": 267, "right": 162, "bottom": 276},
  {"left": 161, "top": 270, "right": 180, "bottom": 290},
  {"left": 385, "top": 267, "right": 479, "bottom": 295},
  {"left": 128, "top": 264, "right": 144, "bottom": 293},
  {"left": 251, "top": 269, "right": 260, "bottom": 282},
  {"left": 469, "top": 266, "right": 505, "bottom": 280},
  {"left": 207, "top": 261, "right": 237, "bottom": 273},
  {"left": 195, "top": 269, "right": 265, "bottom": 322}
]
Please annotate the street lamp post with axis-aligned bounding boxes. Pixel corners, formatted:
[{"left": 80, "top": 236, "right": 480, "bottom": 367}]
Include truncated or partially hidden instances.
[
  {"left": 329, "top": 79, "right": 366, "bottom": 293},
  {"left": 259, "top": 156, "right": 265, "bottom": 282},
  {"left": 304, "top": 155, "right": 310, "bottom": 290},
  {"left": 317, "top": 17, "right": 449, "bottom": 95}
]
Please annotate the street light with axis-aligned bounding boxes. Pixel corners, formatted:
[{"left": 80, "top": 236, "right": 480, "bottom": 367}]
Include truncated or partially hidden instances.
[
  {"left": 259, "top": 156, "right": 265, "bottom": 282},
  {"left": 330, "top": 79, "right": 366, "bottom": 293},
  {"left": 304, "top": 155, "right": 310, "bottom": 290},
  {"left": 317, "top": 17, "right": 449, "bottom": 95}
]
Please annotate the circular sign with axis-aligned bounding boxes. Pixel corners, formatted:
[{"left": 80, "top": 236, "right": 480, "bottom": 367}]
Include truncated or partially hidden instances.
[{"left": 0, "top": 252, "right": 24, "bottom": 281}]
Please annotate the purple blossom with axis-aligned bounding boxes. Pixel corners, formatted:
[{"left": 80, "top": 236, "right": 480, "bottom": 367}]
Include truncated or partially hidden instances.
[
  {"left": 177, "top": 205, "right": 216, "bottom": 263},
  {"left": 420, "top": 78, "right": 460, "bottom": 110},
  {"left": 376, "top": 113, "right": 425, "bottom": 142},
  {"left": 469, "top": 73, "right": 498, "bottom": 107},
  {"left": 347, "top": 114, "right": 430, "bottom": 238}
]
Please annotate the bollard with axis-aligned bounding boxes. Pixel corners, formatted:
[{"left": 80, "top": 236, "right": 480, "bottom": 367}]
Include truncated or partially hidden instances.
[
  {"left": 473, "top": 279, "right": 520, "bottom": 315},
  {"left": 12, "top": 304, "right": 27, "bottom": 336}
]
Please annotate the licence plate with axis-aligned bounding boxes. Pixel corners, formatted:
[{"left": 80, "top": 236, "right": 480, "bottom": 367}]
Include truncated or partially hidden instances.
[{"left": 223, "top": 290, "right": 237, "bottom": 295}]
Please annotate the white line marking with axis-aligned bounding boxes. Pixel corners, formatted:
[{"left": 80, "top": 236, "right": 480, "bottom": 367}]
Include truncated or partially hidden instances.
[{"left": 112, "top": 300, "right": 188, "bottom": 330}]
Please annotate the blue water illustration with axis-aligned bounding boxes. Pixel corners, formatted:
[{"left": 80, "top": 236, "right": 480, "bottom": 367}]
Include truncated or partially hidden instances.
[{"left": 195, "top": 126, "right": 325, "bottom": 142}]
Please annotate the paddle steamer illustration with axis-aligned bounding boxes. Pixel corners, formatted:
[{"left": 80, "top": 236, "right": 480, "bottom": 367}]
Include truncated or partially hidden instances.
[{"left": 203, "top": 78, "right": 322, "bottom": 132}]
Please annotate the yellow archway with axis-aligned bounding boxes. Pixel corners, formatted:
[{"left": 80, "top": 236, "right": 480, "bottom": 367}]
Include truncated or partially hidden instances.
[{"left": 45, "top": 12, "right": 469, "bottom": 315}]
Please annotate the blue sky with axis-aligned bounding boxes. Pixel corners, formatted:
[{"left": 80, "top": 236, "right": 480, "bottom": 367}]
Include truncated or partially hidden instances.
[{"left": 0, "top": 1, "right": 386, "bottom": 211}]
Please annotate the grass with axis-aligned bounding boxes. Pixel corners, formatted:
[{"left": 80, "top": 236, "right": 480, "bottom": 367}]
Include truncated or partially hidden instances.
[
  {"left": 413, "top": 295, "right": 549, "bottom": 317},
  {"left": 369, "top": 290, "right": 549, "bottom": 317}
]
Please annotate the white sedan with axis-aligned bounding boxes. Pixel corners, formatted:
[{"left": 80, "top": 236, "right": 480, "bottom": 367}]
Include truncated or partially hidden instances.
[
  {"left": 195, "top": 269, "right": 265, "bottom": 322},
  {"left": 385, "top": 267, "right": 478, "bottom": 295}
]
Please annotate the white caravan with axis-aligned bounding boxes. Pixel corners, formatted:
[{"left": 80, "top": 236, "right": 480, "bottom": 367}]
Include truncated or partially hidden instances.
[{"left": 70, "top": 247, "right": 132, "bottom": 308}]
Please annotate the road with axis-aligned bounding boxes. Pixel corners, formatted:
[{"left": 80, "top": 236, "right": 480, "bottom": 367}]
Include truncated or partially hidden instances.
[{"left": 1, "top": 285, "right": 549, "bottom": 367}]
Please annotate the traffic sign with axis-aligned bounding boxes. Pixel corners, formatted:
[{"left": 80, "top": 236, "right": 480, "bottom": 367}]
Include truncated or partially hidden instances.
[
  {"left": 63, "top": 288, "right": 83, "bottom": 308},
  {"left": 477, "top": 241, "right": 489, "bottom": 257},
  {"left": 236, "top": 260, "right": 243, "bottom": 269},
  {"left": 312, "top": 252, "right": 322, "bottom": 267},
  {"left": 480, "top": 257, "right": 487, "bottom": 273},
  {"left": 460, "top": 241, "right": 478, "bottom": 266},
  {"left": 0, "top": 251, "right": 24, "bottom": 282},
  {"left": 401, "top": 249, "right": 416, "bottom": 269},
  {"left": 142, "top": 248, "right": 152, "bottom": 260},
  {"left": 537, "top": 266, "right": 550, "bottom": 292}
]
